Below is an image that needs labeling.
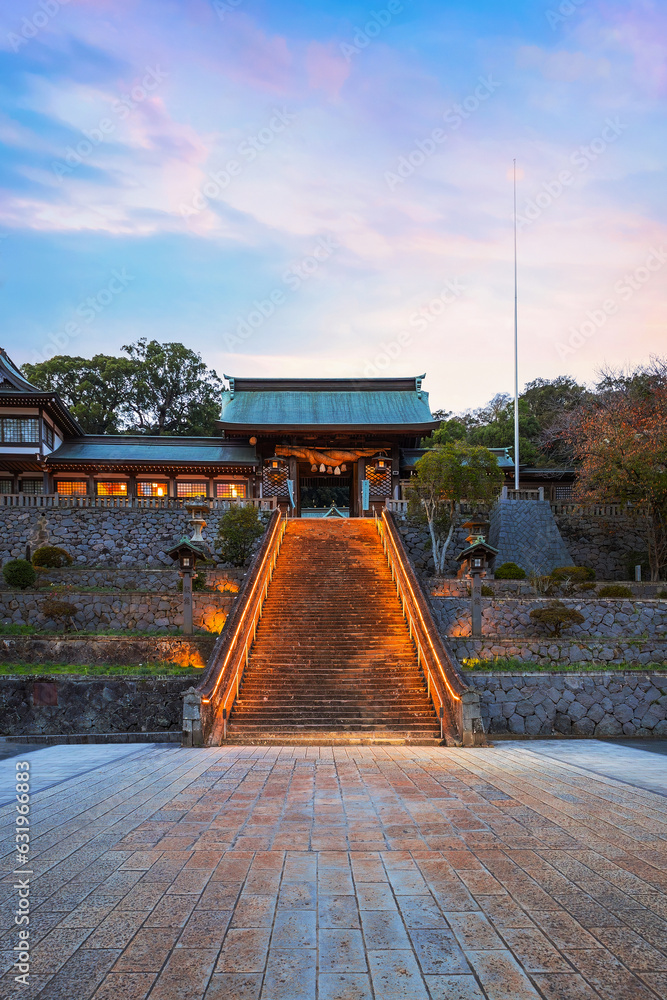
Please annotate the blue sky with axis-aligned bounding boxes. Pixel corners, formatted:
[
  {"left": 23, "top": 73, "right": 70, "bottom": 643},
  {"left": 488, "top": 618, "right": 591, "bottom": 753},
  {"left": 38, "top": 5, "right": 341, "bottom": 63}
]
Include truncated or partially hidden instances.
[{"left": 0, "top": 0, "right": 665, "bottom": 412}]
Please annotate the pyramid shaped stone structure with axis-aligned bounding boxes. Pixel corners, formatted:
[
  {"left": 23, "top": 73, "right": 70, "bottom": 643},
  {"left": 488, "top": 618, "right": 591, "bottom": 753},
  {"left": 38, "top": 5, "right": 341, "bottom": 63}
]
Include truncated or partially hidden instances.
[{"left": 489, "top": 498, "right": 572, "bottom": 576}]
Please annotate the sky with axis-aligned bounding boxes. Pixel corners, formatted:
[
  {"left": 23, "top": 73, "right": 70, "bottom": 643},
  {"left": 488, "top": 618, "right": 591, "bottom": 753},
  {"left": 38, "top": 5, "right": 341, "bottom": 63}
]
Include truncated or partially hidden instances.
[{"left": 0, "top": 0, "right": 665, "bottom": 414}]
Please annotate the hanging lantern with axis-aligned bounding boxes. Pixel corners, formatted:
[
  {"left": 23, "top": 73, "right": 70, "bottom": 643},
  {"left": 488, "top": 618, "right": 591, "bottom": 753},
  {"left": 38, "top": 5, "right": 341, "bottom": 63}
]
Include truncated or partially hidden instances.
[
  {"left": 266, "top": 456, "right": 287, "bottom": 475},
  {"left": 311, "top": 464, "right": 318, "bottom": 472},
  {"left": 341, "top": 464, "right": 347, "bottom": 472},
  {"left": 372, "top": 454, "right": 390, "bottom": 472},
  {"left": 334, "top": 466, "right": 341, "bottom": 476},
  {"left": 327, "top": 466, "right": 333, "bottom": 474},
  {"left": 319, "top": 464, "right": 326, "bottom": 472}
]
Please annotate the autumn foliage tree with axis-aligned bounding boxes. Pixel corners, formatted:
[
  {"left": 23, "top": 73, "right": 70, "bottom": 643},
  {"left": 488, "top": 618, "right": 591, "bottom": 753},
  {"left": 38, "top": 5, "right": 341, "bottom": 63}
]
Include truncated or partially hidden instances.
[
  {"left": 406, "top": 442, "right": 502, "bottom": 575},
  {"left": 566, "top": 359, "right": 667, "bottom": 580}
]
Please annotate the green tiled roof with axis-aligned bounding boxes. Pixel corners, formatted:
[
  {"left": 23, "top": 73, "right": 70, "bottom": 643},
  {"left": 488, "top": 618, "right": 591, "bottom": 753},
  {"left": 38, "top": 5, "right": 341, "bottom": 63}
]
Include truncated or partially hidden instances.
[
  {"left": 47, "top": 436, "right": 257, "bottom": 466},
  {"left": 219, "top": 377, "right": 437, "bottom": 430}
]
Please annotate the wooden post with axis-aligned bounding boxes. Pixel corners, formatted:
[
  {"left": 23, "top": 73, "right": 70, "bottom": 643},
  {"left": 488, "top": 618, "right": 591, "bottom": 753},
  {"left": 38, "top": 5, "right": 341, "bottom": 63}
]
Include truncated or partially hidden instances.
[
  {"left": 471, "top": 573, "right": 482, "bottom": 638},
  {"left": 183, "top": 571, "right": 193, "bottom": 635}
]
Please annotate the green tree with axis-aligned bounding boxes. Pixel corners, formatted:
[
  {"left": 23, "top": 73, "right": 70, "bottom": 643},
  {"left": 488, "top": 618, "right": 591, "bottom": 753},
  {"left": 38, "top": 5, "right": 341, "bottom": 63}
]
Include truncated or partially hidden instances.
[
  {"left": 122, "top": 339, "right": 223, "bottom": 435},
  {"left": 216, "top": 507, "right": 265, "bottom": 566},
  {"left": 406, "top": 442, "right": 502, "bottom": 575},
  {"left": 22, "top": 354, "right": 135, "bottom": 434}
]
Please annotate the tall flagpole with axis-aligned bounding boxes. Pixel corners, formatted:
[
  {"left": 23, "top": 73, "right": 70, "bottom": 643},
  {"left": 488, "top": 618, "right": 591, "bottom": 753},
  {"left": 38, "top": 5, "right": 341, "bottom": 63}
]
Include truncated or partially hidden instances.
[{"left": 513, "top": 159, "right": 520, "bottom": 491}]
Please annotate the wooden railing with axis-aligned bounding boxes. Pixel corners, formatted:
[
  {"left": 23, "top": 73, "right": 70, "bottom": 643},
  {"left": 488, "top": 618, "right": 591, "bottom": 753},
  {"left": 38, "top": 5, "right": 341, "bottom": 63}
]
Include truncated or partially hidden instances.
[
  {"left": 183, "top": 508, "right": 287, "bottom": 745},
  {"left": 501, "top": 486, "right": 544, "bottom": 501},
  {"left": 374, "top": 510, "right": 484, "bottom": 746},
  {"left": 0, "top": 494, "right": 277, "bottom": 511}
]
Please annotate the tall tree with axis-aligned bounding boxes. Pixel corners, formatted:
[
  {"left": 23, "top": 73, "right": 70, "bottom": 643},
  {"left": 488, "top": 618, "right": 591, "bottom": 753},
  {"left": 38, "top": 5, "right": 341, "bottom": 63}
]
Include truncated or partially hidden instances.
[
  {"left": 21, "top": 355, "right": 136, "bottom": 434},
  {"left": 407, "top": 442, "right": 502, "bottom": 575},
  {"left": 566, "top": 359, "right": 667, "bottom": 580},
  {"left": 122, "top": 339, "right": 223, "bottom": 435}
]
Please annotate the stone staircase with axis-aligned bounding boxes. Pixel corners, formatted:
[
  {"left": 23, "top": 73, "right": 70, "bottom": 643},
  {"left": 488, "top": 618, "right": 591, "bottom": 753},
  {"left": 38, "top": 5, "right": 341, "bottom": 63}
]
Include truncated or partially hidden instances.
[{"left": 222, "top": 519, "right": 442, "bottom": 744}]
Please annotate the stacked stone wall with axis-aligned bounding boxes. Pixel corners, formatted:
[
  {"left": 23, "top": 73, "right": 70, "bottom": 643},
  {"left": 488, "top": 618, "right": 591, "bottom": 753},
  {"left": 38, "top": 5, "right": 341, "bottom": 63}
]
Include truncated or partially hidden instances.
[
  {"left": 553, "top": 511, "right": 647, "bottom": 580},
  {"left": 452, "top": 637, "right": 667, "bottom": 668},
  {"left": 0, "top": 675, "right": 195, "bottom": 736},
  {"left": 433, "top": 597, "right": 666, "bottom": 639},
  {"left": 0, "top": 591, "right": 233, "bottom": 632},
  {"left": 0, "top": 635, "right": 214, "bottom": 667},
  {"left": 466, "top": 671, "right": 667, "bottom": 738},
  {"left": 0, "top": 566, "right": 244, "bottom": 593},
  {"left": 0, "top": 507, "right": 268, "bottom": 567}
]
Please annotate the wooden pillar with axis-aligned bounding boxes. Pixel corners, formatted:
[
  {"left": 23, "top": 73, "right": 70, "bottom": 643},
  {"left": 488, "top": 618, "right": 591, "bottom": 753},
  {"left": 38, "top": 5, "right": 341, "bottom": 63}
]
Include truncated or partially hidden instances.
[{"left": 127, "top": 474, "right": 137, "bottom": 499}]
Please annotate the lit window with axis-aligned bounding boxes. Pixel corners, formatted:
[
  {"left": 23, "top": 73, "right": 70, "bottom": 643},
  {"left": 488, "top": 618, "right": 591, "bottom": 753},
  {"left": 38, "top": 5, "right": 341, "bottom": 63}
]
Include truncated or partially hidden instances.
[
  {"left": 0, "top": 479, "right": 13, "bottom": 494},
  {"left": 21, "top": 480, "right": 44, "bottom": 495},
  {"left": 1, "top": 418, "right": 39, "bottom": 444},
  {"left": 44, "top": 422, "right": 54, "bottom": 449},
  {"left": 177, "top": 482, "right": 208, "bottom": 498},
  {"left": 56, "top": 481, "right": 87, "bottom": 495},
  {"left": 138, "top": 481, "right": 169, "bottom": 497},
  {"left": 216, "top": 482, "right": 246, "bottom": 498},
  {"left": 96, "top": 481, "right": 128, "bottom": 496}
]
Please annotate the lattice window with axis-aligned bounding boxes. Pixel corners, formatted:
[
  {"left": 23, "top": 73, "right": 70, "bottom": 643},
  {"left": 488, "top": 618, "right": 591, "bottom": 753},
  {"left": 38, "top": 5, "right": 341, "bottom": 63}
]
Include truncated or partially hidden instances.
[
  {"left": 0, "top": 479, "right": 12, "bottom": 494},
  {"left": 96, "top": 481, "right": 128, "bottom": 496},
  {"left": 176, "top": 482, "right": 208, "bottom": 498},
  {"left": 1, "top": 418, "right": 39, "bottom": 444},
  {"left": 44, "top": 422, "right": 54, "bottom": 449},
  {"left": 216, "top": 482, "right": 247, "bottom": 498},
  {"left": 262, "top": 466, "right": 289, "bottom": 499},
  {"left": 56, "top": 481, "right": 87, "bottom": 495},
  {"left": 365, "top": 464, "right": 392, "bottom": 499},
  {"left": 138, "top": 481, "right": 168, "bottom": 497},
  {"left": 21, "top": 480, "right": 44, "bottom": 495},
  {"left": 555, "top": 486, "right": 573, "bottom": 500}
]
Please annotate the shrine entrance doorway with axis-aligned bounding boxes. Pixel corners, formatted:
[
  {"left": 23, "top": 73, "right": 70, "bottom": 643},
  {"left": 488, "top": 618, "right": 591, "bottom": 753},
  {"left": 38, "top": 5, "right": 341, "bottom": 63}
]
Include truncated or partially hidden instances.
[{"left": 299, "top": 473, "right": 352, "bottom": 518}]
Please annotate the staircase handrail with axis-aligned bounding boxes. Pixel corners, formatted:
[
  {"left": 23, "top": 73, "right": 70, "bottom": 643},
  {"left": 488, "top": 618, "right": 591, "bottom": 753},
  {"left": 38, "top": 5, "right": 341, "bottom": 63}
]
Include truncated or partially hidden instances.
[
  {"left": 185, "top": 508, "right": 286, "bottom": 744},
  {"left": 375, "top": 510, "right": 484, "bottom": 746}
]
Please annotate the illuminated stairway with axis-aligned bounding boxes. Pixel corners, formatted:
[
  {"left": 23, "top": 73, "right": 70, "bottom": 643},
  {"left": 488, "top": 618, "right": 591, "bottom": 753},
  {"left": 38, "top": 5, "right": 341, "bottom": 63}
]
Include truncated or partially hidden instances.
[{"left": 225, "top": 519, "right": 441, "bottom": 744}]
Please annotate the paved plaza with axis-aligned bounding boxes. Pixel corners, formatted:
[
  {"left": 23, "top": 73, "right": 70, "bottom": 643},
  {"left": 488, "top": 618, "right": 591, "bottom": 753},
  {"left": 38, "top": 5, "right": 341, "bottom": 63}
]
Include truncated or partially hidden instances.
[{"left": 1, "top": 741, "right": 666, "bottom": 1000}]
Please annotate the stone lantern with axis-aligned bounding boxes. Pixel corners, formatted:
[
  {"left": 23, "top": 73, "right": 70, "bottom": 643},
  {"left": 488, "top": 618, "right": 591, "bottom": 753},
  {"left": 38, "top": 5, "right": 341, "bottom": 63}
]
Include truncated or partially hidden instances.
[
  {"left": 167, "top": 537, "right": 208, "bottom": 635},
  {"left": 455, "top": 538, "right": 498, "bottom": 639}
]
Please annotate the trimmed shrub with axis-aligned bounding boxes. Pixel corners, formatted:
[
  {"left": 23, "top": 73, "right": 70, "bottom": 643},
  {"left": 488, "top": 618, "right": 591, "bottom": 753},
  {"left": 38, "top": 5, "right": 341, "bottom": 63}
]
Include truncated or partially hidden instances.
[
  {"left": 529, "top": 600, "right": 585, "bottom": 637},
  {"left": 32, "top": 546, "right": 73, "bottom": 569},
  {"left": 178, "top": 571, "right": 208, "bottom": 593},
  {"left": 2, "top": 559, "right": 36, "bottom": 590},
  {"left": 41, "top": 598, "right": 77, "bottom": 631},
  {"left": 550, "top": 565, "right": 596, "bottom": 582},
  {"left": 598, "top": 584, "right": 633, "bottom": 598},
  {"left": 494, "top": 562, "right": 526, "bottom": 580},
  {"left": 577, "top": 582, "right": 597, "bottom": 593},
  {"left": 216, "top": 507, "right": 265, "bottom": 566}
]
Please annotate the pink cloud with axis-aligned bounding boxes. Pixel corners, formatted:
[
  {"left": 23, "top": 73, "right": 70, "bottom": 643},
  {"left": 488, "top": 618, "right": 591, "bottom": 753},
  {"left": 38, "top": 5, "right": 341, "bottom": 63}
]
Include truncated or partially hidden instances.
[{"left": 305, "top": 42, "right": 351, "bottom": 100}]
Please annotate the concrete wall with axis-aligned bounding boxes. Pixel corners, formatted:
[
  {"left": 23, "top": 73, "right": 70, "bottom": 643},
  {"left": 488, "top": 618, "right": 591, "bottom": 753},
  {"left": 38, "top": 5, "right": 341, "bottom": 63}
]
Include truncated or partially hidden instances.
[
  {"left": 0, "top": 675, "right": 196, "bottom": 736},
  {"left": 466, "top": 671, "right": 667, "bottom": 738},
  {"left": 433, "top": 597, "right": 667, "bottom": 639},
  {"left": 0, "top": 591, "right": 234, "bottom": 632}
]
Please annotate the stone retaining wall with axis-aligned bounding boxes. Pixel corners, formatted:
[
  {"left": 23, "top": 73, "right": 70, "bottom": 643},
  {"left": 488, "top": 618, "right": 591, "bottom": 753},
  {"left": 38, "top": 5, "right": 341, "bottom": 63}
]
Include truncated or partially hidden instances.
[
  {"left": 0, "top": 634, "right": 215, "bottom": 667},
  {"left": 553, "top": 510, "right": 647, "bottom": 580},
  {"left": 0, "top": 566, "right": 244, "bottom": 593},
  {"left": 465, "top": 671, "right": 667, "bottom": 737},
  {"left": 0, "top": 591, "right": 233, "bottom": 632},
  {"left": 0, "top": 675, "right": 196, "bottom": 736},
  {"left": 451, "top": 637, "right": 667, "bottom": 667},
  {"left": 433, "top": 597, "right": 667, "bottom": 638},
  {"left": 0, "top": 507, "right": 268, "bottom": 567}
]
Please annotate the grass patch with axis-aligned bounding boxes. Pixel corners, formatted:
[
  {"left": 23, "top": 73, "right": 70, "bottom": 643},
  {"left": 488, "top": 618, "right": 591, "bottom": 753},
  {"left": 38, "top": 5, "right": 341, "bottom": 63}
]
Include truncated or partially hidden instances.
[
  {"left": 461, "top": 656, "right": 667, "bottom": 673},
  {"left": 0, "top": 662, "right": 203, "bottom": 677},
  {"left": 0, "top": 624, "right": 211, "bottom": 637}
]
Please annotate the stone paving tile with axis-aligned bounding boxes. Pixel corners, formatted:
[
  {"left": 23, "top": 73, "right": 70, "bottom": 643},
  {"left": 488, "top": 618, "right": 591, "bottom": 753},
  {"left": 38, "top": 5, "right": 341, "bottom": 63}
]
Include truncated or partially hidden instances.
[{"left": 2, "top": 742, "right": 666, "bottom": 999}]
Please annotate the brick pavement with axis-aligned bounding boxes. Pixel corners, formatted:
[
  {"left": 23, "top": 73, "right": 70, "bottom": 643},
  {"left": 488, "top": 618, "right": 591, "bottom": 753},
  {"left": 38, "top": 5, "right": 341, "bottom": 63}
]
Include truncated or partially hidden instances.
[{"left": 1, "top": 742, "right": 666, "bottom": 999}]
